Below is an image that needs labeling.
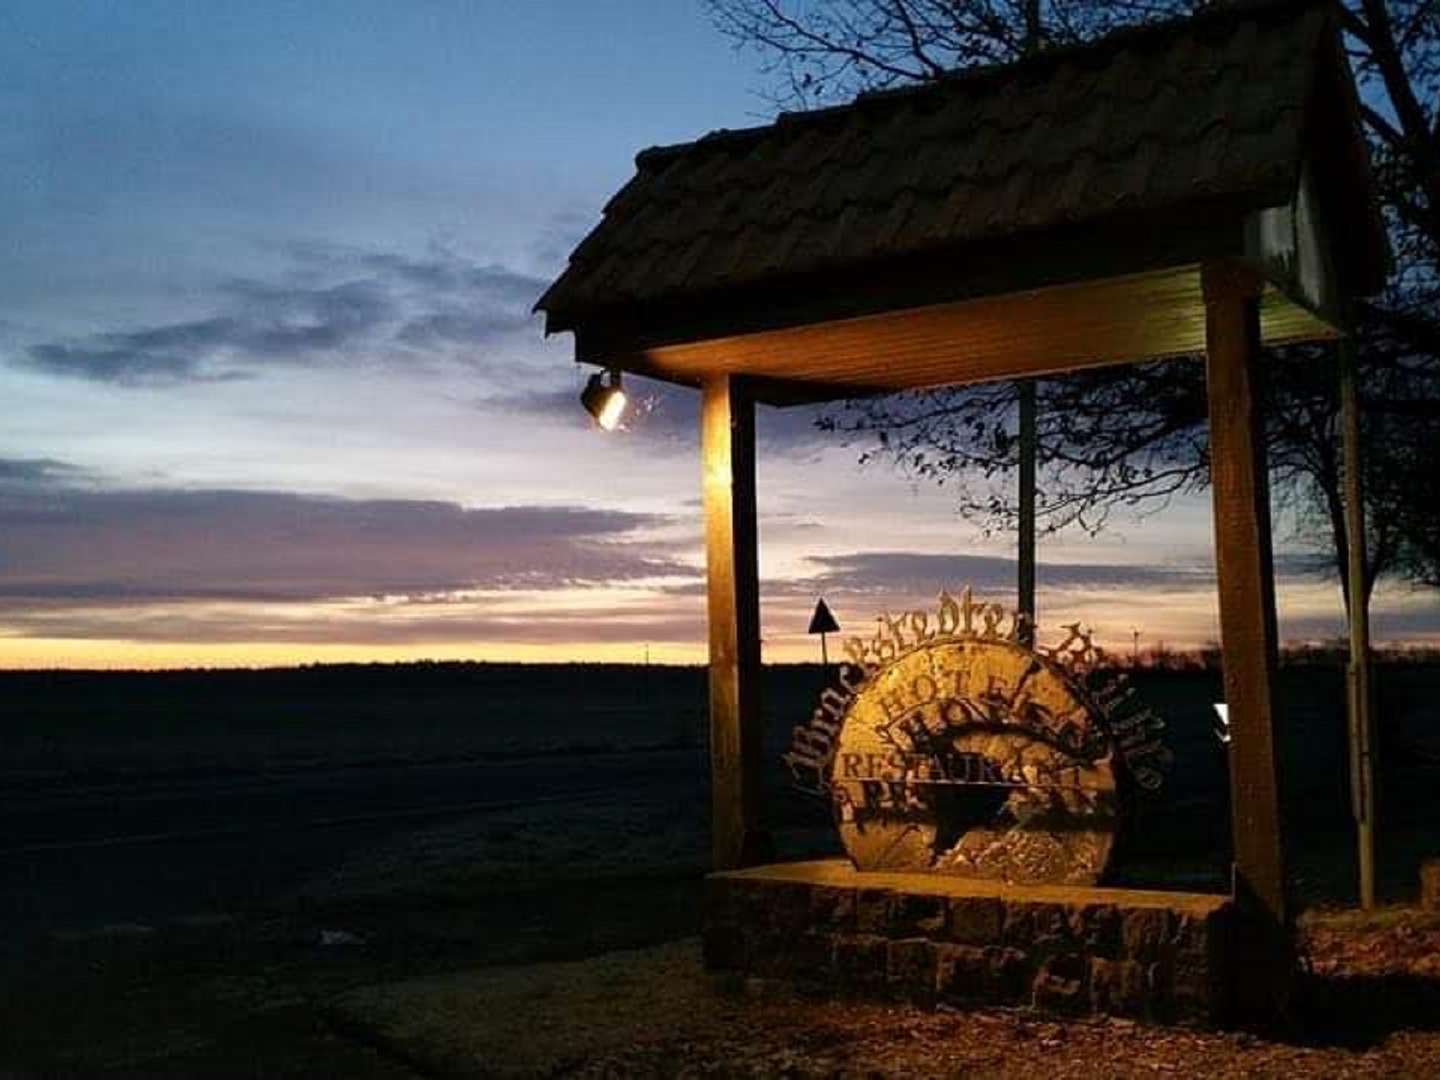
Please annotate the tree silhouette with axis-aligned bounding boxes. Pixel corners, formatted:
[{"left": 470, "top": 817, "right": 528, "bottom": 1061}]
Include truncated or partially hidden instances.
[{"left": 708, "top": 0, "right": 1440, "bottom": 600}]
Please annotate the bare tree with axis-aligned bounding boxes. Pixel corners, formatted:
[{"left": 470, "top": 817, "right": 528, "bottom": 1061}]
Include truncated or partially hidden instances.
[
  {"left": 708, "top": 1, "right": 1199, "bottom": 103},
  {"left": 709, "top": 0, "right": 1440, "bottom": 600}
]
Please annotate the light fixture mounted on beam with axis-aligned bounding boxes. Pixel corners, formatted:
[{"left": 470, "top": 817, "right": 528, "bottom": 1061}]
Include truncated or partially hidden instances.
[{"left": 581, "top": 369, "right": 627, "bottom": 431}]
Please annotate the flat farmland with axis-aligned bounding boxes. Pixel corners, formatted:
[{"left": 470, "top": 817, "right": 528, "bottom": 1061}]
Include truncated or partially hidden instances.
[{"left": 1, "top": 662, "right": 1436, "bottom": 947}]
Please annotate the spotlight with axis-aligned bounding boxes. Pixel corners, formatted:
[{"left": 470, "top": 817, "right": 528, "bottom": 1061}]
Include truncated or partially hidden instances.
[{"left": 580, "top": 369, "right": 627, "bottom": 431}]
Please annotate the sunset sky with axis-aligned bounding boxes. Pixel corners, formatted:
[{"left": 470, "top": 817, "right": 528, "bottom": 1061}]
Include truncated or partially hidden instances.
[{"left": 2, "top": 0, "right": 1436, "bottom": 669}]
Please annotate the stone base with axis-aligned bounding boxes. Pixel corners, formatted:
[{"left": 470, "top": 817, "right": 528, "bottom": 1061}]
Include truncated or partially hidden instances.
[
  {"left": 1423, "top": 859, "right": 1440, "bottom": 912},
  {"left": 704, "top": 860, "right": 1238, "bottom": 1027}
]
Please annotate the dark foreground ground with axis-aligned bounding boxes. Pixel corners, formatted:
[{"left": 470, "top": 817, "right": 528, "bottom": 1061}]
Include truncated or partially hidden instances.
[
  {"left": 5, "top": 884, "right": 1440, "bottom": 1076},
  {"left": 1, "top": 661, "right": 1436, "bottom": 1075}
]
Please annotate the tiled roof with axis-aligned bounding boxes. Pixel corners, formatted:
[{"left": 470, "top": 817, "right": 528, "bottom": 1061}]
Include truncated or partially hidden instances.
[{"left": 538, "top": 0, "right": 1337, "bottom": 331}]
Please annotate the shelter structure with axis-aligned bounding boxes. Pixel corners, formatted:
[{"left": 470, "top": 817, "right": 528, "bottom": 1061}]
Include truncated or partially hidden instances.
[{"left": 538, "top": 0, "right": 1386, "bottom": 1022}]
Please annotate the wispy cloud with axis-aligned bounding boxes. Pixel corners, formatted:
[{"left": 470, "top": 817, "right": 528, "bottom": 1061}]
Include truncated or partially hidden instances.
[
  {"left": 660, "top": 550, "right": 1217, "bottom": 602},
  {"left": 1, "top": 457, "right": 1432, "bottom": 657},
  {"left": 799, "top": 551, "right": 1214, "bottom": 595},
  {"left": 529, "top": 207, "right": 599, "bottom": 272},
  {"left": 1283, "top": 600, "right": 1440, "bottom": 642},
  {"left": 0, "top": 594, "right": 709, "bottom": 647},
  {"left": 0, "top": 460, "right": 691, "bottom": 606},
  {"left": 0, "top": 457, "right": 91, "bottom": 486},
  {"left": 13, "top": 246, "right": 551, "bottom": 387}
]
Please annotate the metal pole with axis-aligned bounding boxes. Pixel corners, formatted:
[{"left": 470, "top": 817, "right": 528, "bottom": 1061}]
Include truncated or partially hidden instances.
[
  {"left": 1018, "top": 380, "right": 1037, "bottom": 646},
  {"left": 1339, "top": 335, "right": 1377, "bottom": 909}
]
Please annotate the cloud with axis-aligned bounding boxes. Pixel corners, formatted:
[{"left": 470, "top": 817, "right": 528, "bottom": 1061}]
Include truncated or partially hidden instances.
[
  {"left": 3, "top": 457, "right": 1424, "bottom": 654},
  {"left": 23, "top": 339, "right": 247, "bottom": 387},
  {"left": 529, "top": 208, "right": 599, "bottom": 272},
  {"left": 0, "top": 457, "right": 90, "bottom": 487},
  {"left": 0, "top": 476, "right": 692, "bottom": 607},
  {"left": 347, "top": 252, "right": 545, "bottom": 304},
  {"left": 798, "top": 551, "right": 1212, "bottom": 596},
  {"left": 1272, "top": 552, "right": 1337, "bottom": 579},
  {"left": 756, "top": 549, "right": 1343, "bottom": 603},
  {"left": 13, "top": 246, "right": 551, "bottom": 386},
  {"left": 0, "top": 455, "right": 712, "bottom": 649},
  {"left": 0, "top": 596, "right": 710, "bottom": 647},
  {"left": 396, "top": 311, "right": 528, "bottom": 350},
  {"left": 1282, "top": 600, "right": 1440, "bottom": 643}
]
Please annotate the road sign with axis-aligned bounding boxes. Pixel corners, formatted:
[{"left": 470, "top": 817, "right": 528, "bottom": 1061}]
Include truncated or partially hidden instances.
[{"left": 807, "top": 599, "right": 839, "bottom": 635}]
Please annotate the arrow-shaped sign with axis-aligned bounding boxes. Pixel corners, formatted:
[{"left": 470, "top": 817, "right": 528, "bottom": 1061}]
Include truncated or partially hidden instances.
[
  {"left": 808, "top": 598, "right": 840, "bottom": 670},
  {"left": 807, "top": 598, "right": 839, "bottom": 635}
]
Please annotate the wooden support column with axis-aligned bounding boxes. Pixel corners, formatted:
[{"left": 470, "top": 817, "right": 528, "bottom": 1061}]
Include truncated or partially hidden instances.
[
  {"left": 702, "top": 374, "right": 767, "bottom": 870},
  {"left": 1202, "top": 262, "right": 1289, "bottom": 936}
]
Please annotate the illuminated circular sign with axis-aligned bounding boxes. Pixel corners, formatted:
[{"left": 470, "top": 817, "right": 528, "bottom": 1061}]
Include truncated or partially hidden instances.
[{"left": 782, "top": 589, "right": 1169, "bottom": 887}]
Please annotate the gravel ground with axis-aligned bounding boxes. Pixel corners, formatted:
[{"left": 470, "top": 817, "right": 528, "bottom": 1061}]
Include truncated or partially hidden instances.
[
  {"left": 7, "top": 878, "right": 1439, "bottom": 1076},
  {"left": 328, "top": 911, "right": 1440, "bottom": 1078}
]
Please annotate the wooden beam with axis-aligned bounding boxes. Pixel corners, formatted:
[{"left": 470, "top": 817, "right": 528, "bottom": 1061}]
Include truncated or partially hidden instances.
[
  {"left": 579, "top": 267, "right": 1338, "bottom": 399},
  {"left": 1339, "top": 334, "right": 1377, "bottom": 909},
  {"left": 1202, "top": 262, "right": 1289, "bottom": 935},
  {"left": 702, "top": 374, "right": 768, "bottom": 870}
]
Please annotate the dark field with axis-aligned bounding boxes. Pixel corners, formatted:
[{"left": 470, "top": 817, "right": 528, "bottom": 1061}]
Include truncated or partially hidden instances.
[
  {"left": 3, "top": 661, "right": 1437, "bottom": 908},
  {"left": 1, "top": 661, "right": 1437, "bottom": 1074}
]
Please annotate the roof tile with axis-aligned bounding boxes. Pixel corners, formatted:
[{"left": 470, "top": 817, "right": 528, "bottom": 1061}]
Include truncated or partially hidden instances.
[{"left": 539, "top": 0, "right": 1332, "bottom": 324}]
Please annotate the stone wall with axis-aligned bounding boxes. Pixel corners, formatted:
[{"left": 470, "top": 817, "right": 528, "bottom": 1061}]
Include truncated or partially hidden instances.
[{"left": 704, "top": 860, "right": 1238, "bottom": 1027}]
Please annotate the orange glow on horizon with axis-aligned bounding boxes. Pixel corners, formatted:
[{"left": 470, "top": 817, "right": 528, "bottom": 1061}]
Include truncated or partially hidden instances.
[
  {"left": 0, "top": 578, "right": 1430, "bottom": 670},
  {"left": 0, "top": 636, "right": 712, "bottom": 671}
]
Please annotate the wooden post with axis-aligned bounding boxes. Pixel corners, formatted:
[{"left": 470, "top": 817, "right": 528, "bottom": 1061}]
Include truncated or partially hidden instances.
[
  {"left": 1201, "top": 262, "right": 1289, "bottom": 934},
  {"left": 1423, "top": 859, "right": 1440, "bottom": 912},
  {"left": 1339, "top": 334, "right": 1377, "bottom": 909},
  {"left": 1017, "top": 380, "right": 1037, "bottom": 646},
  {"left": 702, "top": 374, "right": 767, "bottom": 870}
]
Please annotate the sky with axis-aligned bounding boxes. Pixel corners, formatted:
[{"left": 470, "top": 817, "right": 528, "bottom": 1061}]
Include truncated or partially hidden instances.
[{"left": 1, "top": 0, "right": 1436, "bottom": 669}]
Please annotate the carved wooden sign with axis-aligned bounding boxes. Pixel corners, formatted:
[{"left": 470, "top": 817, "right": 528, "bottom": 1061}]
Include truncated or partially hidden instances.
[{"left": 783, "top": 588, "right": 1169, "bottom": 886}]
